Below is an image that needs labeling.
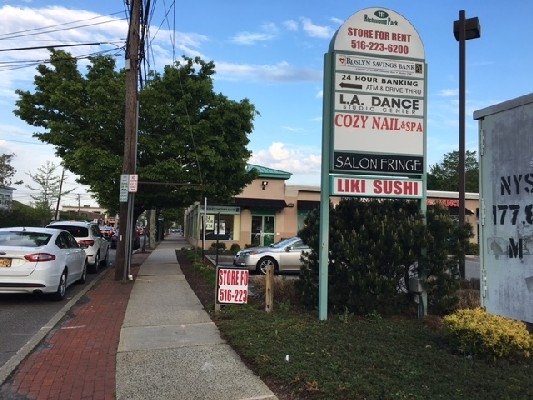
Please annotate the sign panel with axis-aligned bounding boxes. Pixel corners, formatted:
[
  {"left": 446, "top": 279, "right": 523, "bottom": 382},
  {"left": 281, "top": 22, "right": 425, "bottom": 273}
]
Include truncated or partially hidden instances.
[
  {"left": 204, "top": 214, "right": 215, "bottom": 230},
  {"left": 336, "top": 54, "right": 424, "bottom": 77},
  {"left": 129, "top": 174, "right": 138, "bottom": 192},
  {"left": 333, "top": 152, "right": 423, "bottom": 175},
  {"left": 333, "top": 113, "right": 423, "bottom": 155},
  {"left": 333, "top": 8, "right": 425, "bottom": 59},
  {"left": 216, "top": 267, "right": 249, "bottom": 305},
  {"left": 335, "top": 72, "right": 424, "bottom": 97},
  {"left": 331, "top": 175, "right": 423, "bottom": 198},
  {"left": 119, "top": 174, "right": 129, "bottom": 202},
  {"left": 334, "top": 93, "right": 424, "bottom": 117},
  {"left": 328, "top": 7, "right": 426, "bottom": 176}
]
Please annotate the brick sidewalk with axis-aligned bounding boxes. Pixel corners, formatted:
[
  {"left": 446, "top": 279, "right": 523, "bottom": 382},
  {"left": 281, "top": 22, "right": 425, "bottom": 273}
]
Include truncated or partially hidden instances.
[{"left": 2, "top": 253, "right": 149, "bottom": 400}]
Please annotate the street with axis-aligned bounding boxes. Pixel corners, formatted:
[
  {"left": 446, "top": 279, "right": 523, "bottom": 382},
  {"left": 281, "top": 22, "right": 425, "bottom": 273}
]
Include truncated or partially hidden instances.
[{"left": 0, "top": 250, "right": 116, "bottom": 368}]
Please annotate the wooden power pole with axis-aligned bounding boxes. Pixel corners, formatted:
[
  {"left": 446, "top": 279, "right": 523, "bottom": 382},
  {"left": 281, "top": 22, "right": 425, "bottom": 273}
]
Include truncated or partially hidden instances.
[{"left": 115, "top": 0, "right": 141, "bottom": 280}]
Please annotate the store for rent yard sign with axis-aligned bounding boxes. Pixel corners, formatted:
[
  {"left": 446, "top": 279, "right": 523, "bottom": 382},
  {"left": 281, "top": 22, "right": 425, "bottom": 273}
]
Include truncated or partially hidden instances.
[{"left": 216, "top": 267, "right": 249, "bottom": 305}]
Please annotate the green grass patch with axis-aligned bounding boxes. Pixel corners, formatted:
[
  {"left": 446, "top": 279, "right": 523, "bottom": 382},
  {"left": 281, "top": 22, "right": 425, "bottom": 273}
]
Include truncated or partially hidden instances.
[{"left": 184, "top": 251, "right": 533, "bottom": 399}]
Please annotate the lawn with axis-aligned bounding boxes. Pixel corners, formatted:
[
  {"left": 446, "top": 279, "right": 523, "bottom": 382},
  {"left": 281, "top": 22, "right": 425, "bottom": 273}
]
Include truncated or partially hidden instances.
[{"left": 179, "top": 250, "right": 533, "bottom": 400}]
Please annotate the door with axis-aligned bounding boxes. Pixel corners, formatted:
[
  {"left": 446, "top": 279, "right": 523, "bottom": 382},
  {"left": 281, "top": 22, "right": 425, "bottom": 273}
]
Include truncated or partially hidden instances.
[{"left": 251, "top": 215, "right": 275, "bottom": 246}]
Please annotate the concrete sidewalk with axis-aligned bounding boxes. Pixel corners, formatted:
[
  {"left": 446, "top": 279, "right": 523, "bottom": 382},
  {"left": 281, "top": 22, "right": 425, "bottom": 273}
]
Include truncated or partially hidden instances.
[{"left": 115, "top": 235, "right": 278, "bottom": 400}]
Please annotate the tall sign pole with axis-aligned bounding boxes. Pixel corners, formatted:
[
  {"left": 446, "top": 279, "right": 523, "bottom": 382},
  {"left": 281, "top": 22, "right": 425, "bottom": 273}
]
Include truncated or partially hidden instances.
[
  {"left": 115, "top": 0, "right": 141, "bottom": 281},
  {"left": 319, "top": 8, "right": 427, "bottom": 319}
]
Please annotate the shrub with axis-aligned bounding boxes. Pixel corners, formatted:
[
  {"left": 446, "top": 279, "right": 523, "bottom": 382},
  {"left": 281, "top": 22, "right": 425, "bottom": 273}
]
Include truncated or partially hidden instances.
[
  {"left": 229, "top": 243, "right": 241, "bottom": 253},
  {"left": 296, "top": 199, "right": 467, "bottom": 316},
  {"left": 209, "top": 242, "right": 226, "bottom": 251},
  {"left": 443, "top": 308, "right": 532, "bottom": 360},
  {"left": 253, "top": 276, "right": 298, "bottom": 308}
]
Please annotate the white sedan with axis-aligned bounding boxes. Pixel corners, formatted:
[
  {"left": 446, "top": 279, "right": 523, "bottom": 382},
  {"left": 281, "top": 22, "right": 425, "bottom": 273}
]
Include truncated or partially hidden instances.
[{"left": 0, "top": 227, "right": 87, "bottom": 300}]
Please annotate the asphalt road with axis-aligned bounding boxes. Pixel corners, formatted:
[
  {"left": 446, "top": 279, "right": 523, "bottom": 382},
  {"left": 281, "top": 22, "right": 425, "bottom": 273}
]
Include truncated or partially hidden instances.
[{"left": 0, "top": 250, "right": 115, "bottom": 368}]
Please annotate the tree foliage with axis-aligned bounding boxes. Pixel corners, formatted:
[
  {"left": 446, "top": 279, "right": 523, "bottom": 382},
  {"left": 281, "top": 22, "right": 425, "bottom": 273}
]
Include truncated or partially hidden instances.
[
  {"left": 0, "top": 153, "right": 20, "bottom": 187},
  {"left": 427, "top": 150, "right": 479, "bottom": 192},
  {"left": 25, "top": 161, "right": 71, "bottom": 222},
  {"left": 296, "top": 198, "right": 472, "bottom": 316},
  {"left": 14, "top": 50, "right": 258, "bottom": 216}
]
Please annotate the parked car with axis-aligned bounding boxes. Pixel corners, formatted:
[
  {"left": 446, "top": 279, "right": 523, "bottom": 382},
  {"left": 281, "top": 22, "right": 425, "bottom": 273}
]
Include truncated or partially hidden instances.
[
  {"left": 0, "top": 227, "right": 87, "bottom": 300},
  {"left": 233, "top": 236, "right": 310, "bottom": 274},
  {"left": 100, "top": 226, "right": 117, "bottom": 249},
  {"left": 46, "top": 221, "right": 110, "bottom": 273}
]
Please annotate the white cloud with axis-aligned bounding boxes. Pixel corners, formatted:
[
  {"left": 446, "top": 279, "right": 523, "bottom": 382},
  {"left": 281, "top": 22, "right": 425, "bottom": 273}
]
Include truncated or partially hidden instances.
[
  {"left": 300, "top": 17, "right": 334, "bottom": 39},
  {"left": 250, "top": 142, "right": 321, "bottom": 177},
  {"left": 439, "top": 89, "right": 458, "bottom": 97},
  {"left": 231, "top": 32, "right": 276, "bottom": 45},
  {"left": 230, "top": 23, "right": 279, "bottom": 45},
  {"left": 283, "top": 19, "right": 298, "bottom": 31},
  {"left": 215, "top": 60, "right": 321, "bottom": 82}
]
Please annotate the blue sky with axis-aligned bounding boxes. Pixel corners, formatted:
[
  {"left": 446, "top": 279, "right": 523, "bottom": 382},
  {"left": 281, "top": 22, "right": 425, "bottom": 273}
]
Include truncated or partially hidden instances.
[{"left": 1, "top": 0, "right": 532, "bottom": 206}]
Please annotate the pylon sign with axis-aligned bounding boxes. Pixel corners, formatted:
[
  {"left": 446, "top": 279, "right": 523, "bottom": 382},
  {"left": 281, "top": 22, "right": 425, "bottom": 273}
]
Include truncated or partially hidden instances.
[
  {"left": 318, "top": 8, "right": 427, "bottom": 320},
  {"left": 326, "top": 7, "right": 427, "bottom": 181}
]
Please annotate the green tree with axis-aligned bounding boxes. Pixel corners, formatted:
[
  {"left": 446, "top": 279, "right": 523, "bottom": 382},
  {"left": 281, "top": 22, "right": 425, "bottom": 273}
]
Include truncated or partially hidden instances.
[
  {"left": 296, "top": 199, "right": 471, "bottom": 316},
  {"left": 14, "top": 50, "right": 258, "bottom": 217},
  {"left": 0, "top": 153, "right": 22, "bottom": 187},
  {"left": 25, "top": 161, "right": 71, "bottom": 223},
  {"left": 427, "top": 150, "right": 479, "bottom": 192}
]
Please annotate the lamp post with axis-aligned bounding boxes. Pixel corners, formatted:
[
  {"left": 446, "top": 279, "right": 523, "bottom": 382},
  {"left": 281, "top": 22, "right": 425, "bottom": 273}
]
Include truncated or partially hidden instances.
[{"left": 454, "top": 10, "right": 480, "bottom": 279}]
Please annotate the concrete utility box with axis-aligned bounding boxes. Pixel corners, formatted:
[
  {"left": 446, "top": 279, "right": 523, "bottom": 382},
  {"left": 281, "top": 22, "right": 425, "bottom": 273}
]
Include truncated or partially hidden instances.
[{"left": 474, "top": 93, "right": 533, "bottom": 324}]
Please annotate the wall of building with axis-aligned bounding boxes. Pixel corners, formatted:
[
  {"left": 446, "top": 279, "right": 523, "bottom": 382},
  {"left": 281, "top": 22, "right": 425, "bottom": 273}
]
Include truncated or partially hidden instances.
[{"left": 184, "top": 177, "right": 480, "bottom": 251}]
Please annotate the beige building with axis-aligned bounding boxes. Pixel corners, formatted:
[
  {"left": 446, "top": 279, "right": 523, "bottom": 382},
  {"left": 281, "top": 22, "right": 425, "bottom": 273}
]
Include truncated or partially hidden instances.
[
  {"left": 0, "top": 186, "right": 15, "bottom": 210},
  {"left": 184, "top": 165, "right": 479, "bottom": 250}
]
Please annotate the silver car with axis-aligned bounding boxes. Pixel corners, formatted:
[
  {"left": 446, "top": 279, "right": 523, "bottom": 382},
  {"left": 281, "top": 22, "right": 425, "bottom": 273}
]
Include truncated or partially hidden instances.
[{"left": 233, "top": 236, "right": 309, "bottom": 274}]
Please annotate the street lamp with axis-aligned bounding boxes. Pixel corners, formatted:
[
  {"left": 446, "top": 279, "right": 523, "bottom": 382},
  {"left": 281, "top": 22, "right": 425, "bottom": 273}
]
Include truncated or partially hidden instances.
[{"left": 454, "top": 10, "right": 480, "bottom": 278}]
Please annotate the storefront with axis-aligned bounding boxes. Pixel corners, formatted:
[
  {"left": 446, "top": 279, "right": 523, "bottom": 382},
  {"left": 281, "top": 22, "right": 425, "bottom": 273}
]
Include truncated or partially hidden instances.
[{"left": 183, "top": 165, "right": 479, "bottom": 249}]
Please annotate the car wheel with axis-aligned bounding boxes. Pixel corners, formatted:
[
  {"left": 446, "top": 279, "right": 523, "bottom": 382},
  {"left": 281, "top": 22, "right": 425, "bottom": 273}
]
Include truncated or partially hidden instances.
[
  {"left": 51, "top": 270, "right": 67, "bottom": 301},
  {"left": 89, "top": 252, "right": 100, "bottom": 273},
  {"left": 77, "top": 261, "right": 87, "bottom": 284},
  {"left": 256, "top": 257, "right": 278, "bottom": 275},
  {"left": 100, "top": 247, "right": 109, "bottom": 267}
]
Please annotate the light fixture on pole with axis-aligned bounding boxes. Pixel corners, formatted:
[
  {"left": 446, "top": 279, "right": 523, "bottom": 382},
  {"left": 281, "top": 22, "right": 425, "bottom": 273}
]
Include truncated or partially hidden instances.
[{"left": 454, "top": 10, "right": 480, "bottom": 279}]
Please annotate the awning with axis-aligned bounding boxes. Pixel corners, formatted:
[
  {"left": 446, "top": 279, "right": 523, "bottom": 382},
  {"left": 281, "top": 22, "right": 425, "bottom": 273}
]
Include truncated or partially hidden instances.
[
  {"left": 428, "top": 204, "right": 474, "bottom": 216},
  {"left": 233, "top": 198, "right": 287, "bottom": 210},
  {"left": 446, "top": 206, "right": 475, "bottom": 216},
  {"left": 297, "top": 200, "right": 321, "bottom": 211}
]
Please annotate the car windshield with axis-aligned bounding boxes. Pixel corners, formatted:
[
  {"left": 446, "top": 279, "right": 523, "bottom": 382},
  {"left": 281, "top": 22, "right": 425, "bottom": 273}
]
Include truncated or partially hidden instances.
[
  {"left": 48, "top": 225, "right": 88, "bottom": 238},
  {"left": 0, "top": 231, "right": 52, "bottom": 247},
  {"left": 270, "top": 237, "right": 298, "bottom": 249}
]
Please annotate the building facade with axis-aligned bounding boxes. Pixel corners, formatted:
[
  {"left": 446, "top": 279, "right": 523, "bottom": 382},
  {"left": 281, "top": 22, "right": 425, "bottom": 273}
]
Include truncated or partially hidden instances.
[
  {"left": 0, "top": 186, "right": 15, "bottom": 210},
  {"left": 184, "top": 165, "right": 479, "bottom": 250}
]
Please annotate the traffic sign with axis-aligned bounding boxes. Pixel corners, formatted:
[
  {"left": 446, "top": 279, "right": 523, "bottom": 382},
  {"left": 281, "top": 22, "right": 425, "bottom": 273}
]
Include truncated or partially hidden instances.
[{"left": 129, "top": 174, "right": 138, "bottom": 192}]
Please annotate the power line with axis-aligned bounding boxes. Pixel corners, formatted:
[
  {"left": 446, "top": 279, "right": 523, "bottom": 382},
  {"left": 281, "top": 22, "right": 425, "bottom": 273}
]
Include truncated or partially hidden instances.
[
  {"left": 0, "top": 41, "right": 123, "bottom": 52},
  {"left": 0, "top": 12, "right": 127, "bottom": 41}
]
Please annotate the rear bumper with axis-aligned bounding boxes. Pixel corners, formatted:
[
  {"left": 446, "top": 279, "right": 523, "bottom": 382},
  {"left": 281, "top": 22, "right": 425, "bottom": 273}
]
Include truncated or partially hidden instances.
[{"left": 0, "top": 271, "right": 61, "bottom": 294}]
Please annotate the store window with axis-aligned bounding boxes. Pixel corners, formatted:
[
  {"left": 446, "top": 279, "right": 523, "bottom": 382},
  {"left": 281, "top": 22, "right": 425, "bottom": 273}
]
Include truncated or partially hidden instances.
[{"left": 202, "top": 214, "right": 237, "bottom": 240}]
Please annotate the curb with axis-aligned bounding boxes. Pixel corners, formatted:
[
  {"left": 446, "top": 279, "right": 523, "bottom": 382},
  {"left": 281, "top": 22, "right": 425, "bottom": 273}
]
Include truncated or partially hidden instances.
[{"left": 0, "top": 269, "right": 108, "bottom": 385}]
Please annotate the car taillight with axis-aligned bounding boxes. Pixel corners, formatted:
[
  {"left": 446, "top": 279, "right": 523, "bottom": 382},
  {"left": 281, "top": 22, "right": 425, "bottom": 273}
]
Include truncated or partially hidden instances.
[
  {"left": 78, "top": 240, "right": 95, "bottom": 247},
  {"left": 24, "top": 253, "right": 56, "bottom": 262}
]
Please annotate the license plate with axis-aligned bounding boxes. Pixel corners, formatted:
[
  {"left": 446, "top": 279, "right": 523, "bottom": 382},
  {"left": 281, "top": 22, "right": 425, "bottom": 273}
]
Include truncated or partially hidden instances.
[{"left": 0, "top": 258, "right": 11, "bottom": 267}]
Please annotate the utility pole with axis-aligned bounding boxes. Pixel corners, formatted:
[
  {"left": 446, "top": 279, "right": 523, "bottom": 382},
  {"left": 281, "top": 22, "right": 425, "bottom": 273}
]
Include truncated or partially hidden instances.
[
  {"left": 53, "top": 167, "right": 65, "bottom": 220},
  {"left": 115, "top": 0, "right": 141, "bottom": 281}
]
